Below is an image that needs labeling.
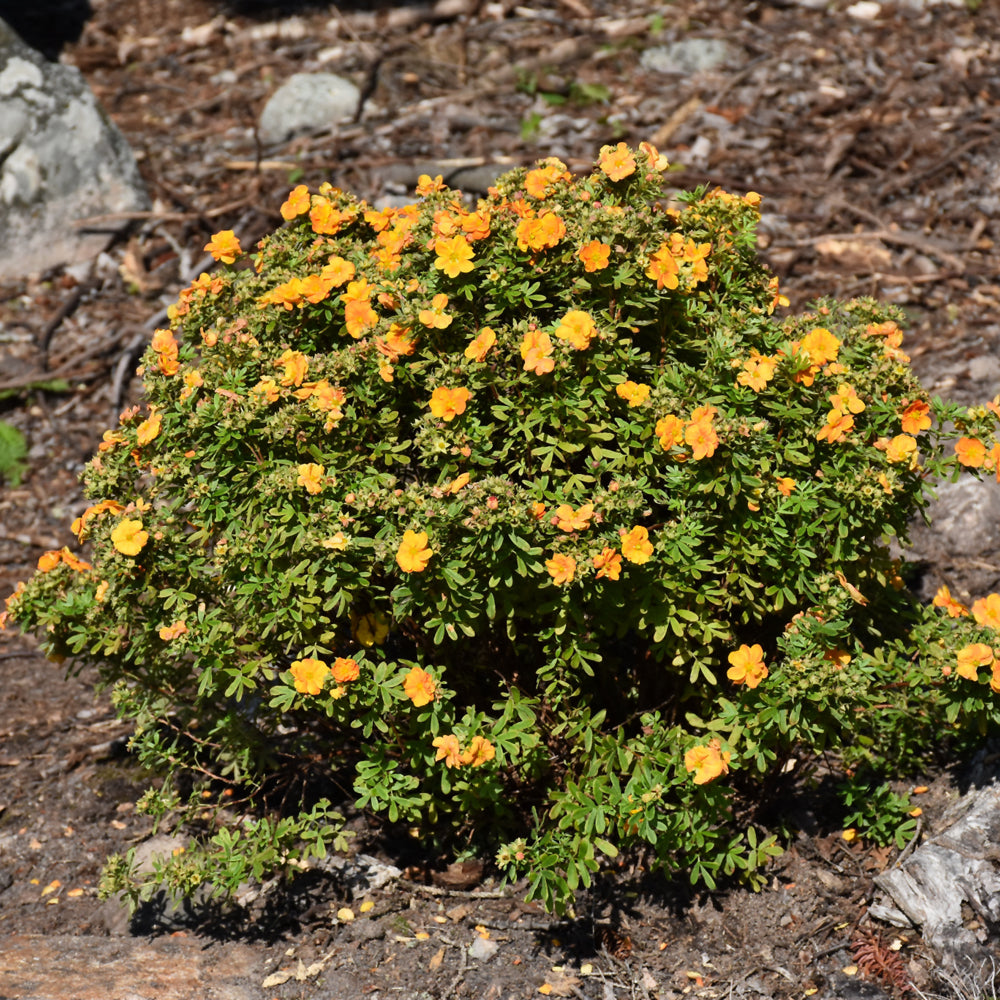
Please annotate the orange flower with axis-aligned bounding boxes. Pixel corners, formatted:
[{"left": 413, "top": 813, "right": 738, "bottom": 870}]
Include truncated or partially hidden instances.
[
  {"left": 465, "top": 327, "right": 496, "bottom": 361},
  {"left": 552, "top": 503, "right": 594, "bottom": 532},
  {"left": 418, "top": 292, "right": 453, "bottom": 329},
  {"left": 816, "top": 410, "right": 854, "bottom": 444},
  {"left": 597, "top": 142, "right": 637, "bottom": 182},
  {"left": 59, "top": 548, "right": 91, "bottom": 572},
  {"left": 885, "top": 434, "right": 917, "bottom": 465},
  {"left": 444, "top": 472, "right": 470, "bottom": 494},
  {"left": 736, "top": 351, "right": 777, "bottom": 391},
  {"left": 396, "top": 529, "right": 433, "bottom": 572},
  {"left": 727, "top": 643, "right": 768, "bottom": 689},
  {"left": 159, "top": 621, "right": 188, "bottom": 641},
  {"left": 638, "top": 140, "right": 669, "bottom": 172},
  {"left": 403, "top": 665, "right": 437, "bottom": 706},
  {"left": 553, "top": 309, "right": 597, "bottom": 350},
  {"left": 433, "top": 734, "right": 464, "bottom": 768},
  {"left": 956, "top": 643, "right": 994, "bottom": 682},
  {"left": 332, "top": 656, "right": 360, "bottom": 683},
  {"left": 204, "top": 230, "right": 242, "bottom": 264},
  {"left": 593, "top": 547, "right": 622, "bottom": 581},
  {"left": 655, "top": 414, "right": 684, "bottom": 450},
  {"left": 685, "top": 415, "right": 719, "bottom": 460},
  {"left": 645, "top": 245, "right": 679, "bottom": 290},
  {"left": 616, "top": 381, "right": 650, "bottom": 407},
  {"left": 775, "top": 476, "right": 796, "bottom": 496},
  {"left": 297, "top": 463, "right": 325, "bottom": 495},
  {"left": 37, "top": 550, "right": 62, "bottom": 572},
  {"left": 416, "top": 173, "right": 446, "bottom": 195},
  {"left": 434, "top": 234, "right": 475, "bottom": 278},
  {"left": 900, "top": 400, "right": 932, "bottom": 435},
  {"left": 290, "top": 657, "right": 330, "bottom": 695},
  {"left": 620, "top": 525, "right": 653, "bottom": 564},
  {"left": 520, "top": 328, "right": 555, "bottom": 375},
  {"left": 971, "top": 593, "right": 1000, "bottom": 630},
  {"left": 344, "top": 299, "right": 379, "bottom": 338},
  {"left": 578, "top": 240, "right": 611, "bottom": 272},
  {"left": 515, "top": 212, "right": 566, "bottom": 252},
  {"left": 799, "top": 327, "right": 841, "bottom": 367},
  {"left": 275, "top": 349, "right": 309, "bottom": 387},
  {"left": 322, "top": 255, "right": 356, "bottom": 287},
  {"left": 461, "top": 735, "right": 496, "bottom": 767},
  {"left": 829, "top": 384, "right": 865, "bottom": 415},
  {"left": 955, "top": 436, "right": 986, "bottom": 468},
  {"left": 280, "top": 184, "right": 311, "bottom": 220},
  {"left": 136, "top": 411, "right": 162, "bottom": 446},
  {"left": 684, "top": 738, "right": 731, "bottom": 785},
  {"left": 545, "top": 553, "right": 576, "bottom": 585},
  {"left": 429, "top": 386, "right": 471, "bottom": 422},
  {"left": 933, "top": 585, "right": 968, "bottom": 618},
  {"left": 309, "top": 199, "right": 351, "bottom": 235},
  {"left": 111, "top": 518, "right": 148, "bottom": 557}
]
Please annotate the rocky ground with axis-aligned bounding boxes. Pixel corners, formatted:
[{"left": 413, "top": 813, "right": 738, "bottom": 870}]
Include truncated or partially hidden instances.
[{"left": 2, "top": 0, "right": 1000, "bottom": 997}]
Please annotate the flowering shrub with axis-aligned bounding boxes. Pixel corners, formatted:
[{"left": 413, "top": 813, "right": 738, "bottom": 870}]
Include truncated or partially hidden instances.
[{"left": 6, "top": 143, "right": 1000, "bottom": 912}]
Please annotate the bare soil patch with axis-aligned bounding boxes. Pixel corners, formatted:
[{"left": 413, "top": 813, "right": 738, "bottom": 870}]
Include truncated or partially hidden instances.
[{"left": 2, "top": 1, "right": 1000, "bottom": 997}]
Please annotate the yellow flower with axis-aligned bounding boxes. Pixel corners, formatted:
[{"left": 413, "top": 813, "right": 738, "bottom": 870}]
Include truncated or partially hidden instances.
[
  {"left": 434, "top": 234, "right": 475, "bottom": 278},
  {"left": 111, "top": 518, "right": 148, "bottom": 557},
  {"left": 204, "top": 230, "right": 242, "bottom": 264},
  {"left": 684, "top": 738, "right": 731, "bottom": 785},
  {"left": 428, "top": 386, "right": 471, "bottom": 422},
  {"left": 616, "top": 381, "right": 650, "bottom": 407},
  {"left": 322, "top": 531, "right": 350, "bottom": 551},
  {"left": 726, "top": 643, "right": 768, "bottom": 689},
  {"left": 297, "top": 463, "right": 325, "bottom": 495},
  {"left": 620, "top": 526, "right": 653, "bottom": 564},
  {"left": 403, "top": 665, "right": 437, "bottom": 706},
  {"left": 290, "top": 657, "right": 330, "bottom": 695},
  {"left": 545, "top": 553, "right": 576, "bottom": 585},
  {"left": 396, "top": 530, "right": 433, "bottom": 572}
]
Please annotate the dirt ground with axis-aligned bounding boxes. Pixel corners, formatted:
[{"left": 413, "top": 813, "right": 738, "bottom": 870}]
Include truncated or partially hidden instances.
[{"left": 2, "top": 0, "right": 1000, "bottom": 997}]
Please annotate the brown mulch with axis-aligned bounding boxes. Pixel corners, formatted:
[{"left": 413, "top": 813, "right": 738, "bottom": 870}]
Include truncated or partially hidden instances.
[{"left": 2, "top": 1, "right": 1000, "bottom": 997}]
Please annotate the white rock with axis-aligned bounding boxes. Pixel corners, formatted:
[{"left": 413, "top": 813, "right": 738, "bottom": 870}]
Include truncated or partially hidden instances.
[
  {"left": 258, "top": 72, "right": 360, "bottom": 145},
  {"left": 639, "top": 39, "right": 734, "bottom": 76},
  {"left": 0, "top": 21, "right": 148, "bottom": 280}
]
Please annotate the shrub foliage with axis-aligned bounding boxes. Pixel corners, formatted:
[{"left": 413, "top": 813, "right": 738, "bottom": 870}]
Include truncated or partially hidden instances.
[{"left": 7, "top": 143, "right": 1000, "bottom": 912}]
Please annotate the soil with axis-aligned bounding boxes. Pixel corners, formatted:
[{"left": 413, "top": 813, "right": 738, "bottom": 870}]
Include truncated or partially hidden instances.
[{"left": 2, "top": 0, "right": 1000, "bottom": 997}]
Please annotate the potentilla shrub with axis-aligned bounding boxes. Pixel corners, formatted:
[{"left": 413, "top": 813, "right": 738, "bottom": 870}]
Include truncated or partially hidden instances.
[{"left": 7, "top": 143, "right": 1000, "bottom": 912}]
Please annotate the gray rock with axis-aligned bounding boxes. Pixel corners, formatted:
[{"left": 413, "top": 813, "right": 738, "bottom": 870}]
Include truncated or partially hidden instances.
[
  {"left": 639, "top": 39, "right": 735, "bottom": 76},
  {"left": 0, "top": 20, "right": 148, "bottom": 279},
  {"left": 258, "top": 72, "right": 360, "bottom": 145}
]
